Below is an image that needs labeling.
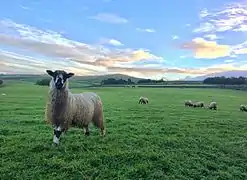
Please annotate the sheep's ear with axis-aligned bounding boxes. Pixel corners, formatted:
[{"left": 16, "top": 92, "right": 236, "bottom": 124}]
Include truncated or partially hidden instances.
[
  {"left": 66, "top": 72, "right": 74, "bottom": 79},
  {"left": 46, "top": 70, "right": 54, "bottom": 77}
]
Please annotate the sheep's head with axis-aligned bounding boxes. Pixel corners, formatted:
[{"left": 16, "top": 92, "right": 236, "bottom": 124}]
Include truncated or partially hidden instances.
[{"left": 46, "top": 70, "right": 74, "bottom": 90}]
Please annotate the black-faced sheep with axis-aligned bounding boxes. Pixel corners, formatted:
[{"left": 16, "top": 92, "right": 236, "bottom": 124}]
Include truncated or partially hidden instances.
[
  {"left": 139, "top": 96, "right": 149, "bottom": 104},
  {"left": 193, "top": 101, "right": 204, "bottom": 108},
  {"left": 45, "top": 70, "right": 106, "bottom": 145},
  {"left": 240, "top": 104, "right": 247, "bottom": 112},
  {"left": 185, "top": 100, "right": 193, "bottom": 107},
  {"left": 208, "top": 101, "right": 217, "bottom": 110}
]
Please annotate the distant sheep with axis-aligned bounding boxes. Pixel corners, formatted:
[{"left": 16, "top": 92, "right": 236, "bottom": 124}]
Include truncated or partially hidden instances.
[
  {"left": 184, "top": 100, "right": 193, "bottom": 107},
  {"left": 193, "top": 101, "right": 204, "bottom": 108},
  {"left": 208, "top": 101, "right": 217, "bottom": 110},
  {"left": 45, "top": 70, "right": 106, "bottom": 145},
  {"left": 139, "top": 96, "right": 149, "bottom": 104},
  {"left": 240, "top": 104, "right": 247, "bottom": 112}
]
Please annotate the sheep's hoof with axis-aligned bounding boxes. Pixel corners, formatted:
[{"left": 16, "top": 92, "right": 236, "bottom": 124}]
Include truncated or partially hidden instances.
[
  {"left": 85, "top": 131, "right": 90, "bottom": 136},
  {"left": 52, "top": 142, "right": 59, "bottom": 147},
  {"left": 100, "top": 129, "right": 106, "bottom": 137}
]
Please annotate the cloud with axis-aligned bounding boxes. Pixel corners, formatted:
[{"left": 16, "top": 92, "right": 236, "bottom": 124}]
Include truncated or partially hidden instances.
[
  {"left": 0, "top": 19, "right": 170, "bottom": 77},
  {"left": 179, "top": 55, "right": 191, "bottom": 59},
  {"left": 193, "top": 22, "right": 215, "bottom": 33},
  {"left": 89, "top": 13, "right": 128, "bottom": 24},
  {"left": 0, "top": 50, "right": 108, "bottom": 75},
  {"left": 203, "top": 34, "right": 221, "bottom": 40},
  {"left": 107, "top": 39, "right": 123, "bottom": 46},
  {"left": 194, "top": 2, "right": 247, "bottom": 33},
  {"left": 199, "top": 8, "right": 210, "bottom": 18},
  {"left": 1, "top": 19, "right": 247, "bottom": 80},
  {"left": 231, "top": 41, "right": 247, "bottom": 55},
  {"left": 1, "top": 49, "right": 246, "bottom": 79},
  {"left": 224, "top": 60, "right": 235, "bottom": 63},
  {"left": 172, "top": 35, "right": 179, "bottom": 40},
  {"left": 2, "top": 50, "right": 242, "bottom": 77},
  {"left": 20, "top": 6, "right": 31, "bottom": 11},
  {"left": 233, "top": 24, "right": 247, "bottom": 32},
  {"left": 178, "top": 37, "right": 231, "bottom": 59},
  {"left": 99, "top": 38, "right": 124, "bottom": 46},
  {"left": 136, "top": 28, "right": 156, "bottom": 33}
]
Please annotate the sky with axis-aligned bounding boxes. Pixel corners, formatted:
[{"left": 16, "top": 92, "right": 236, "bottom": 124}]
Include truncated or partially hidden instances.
[{"left": 1, "top": 0, "right": 247, "bottom": 80}]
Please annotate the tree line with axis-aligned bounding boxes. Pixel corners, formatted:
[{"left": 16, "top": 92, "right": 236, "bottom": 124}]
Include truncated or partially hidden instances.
[
  {"left": 103, "top": 76, "right": 247, "bottom": 85},
  {"left": 35, "top": 76, "right": 247, "bottom": 86},
  {"left": 203, "top": 76, "right": 247, "bottom": 85},
  {"left": 35, "top": 77, "right": 166, "bottom": 86},
  {"left": 101, "top": 78, "right": 165, "bottom": 85}
]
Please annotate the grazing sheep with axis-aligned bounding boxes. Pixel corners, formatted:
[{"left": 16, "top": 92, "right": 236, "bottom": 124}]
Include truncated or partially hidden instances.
[
  {"left": 184, "top": 100, "right": 193, "bottom": 107},
  {"left": 139, "top": 96, "right": 149, "bottom": 104},
  {"left": 240, "top": 104, "right": 247, "bottom": 112},
  {"left": 208, "top": 101, "right": 217, "bottom": 110},
  {"left": 45, "top": 70, "right": 106, "bottom": 145},
  {"left": 193, "top": 101, "right": 204, "bottom": 108}
]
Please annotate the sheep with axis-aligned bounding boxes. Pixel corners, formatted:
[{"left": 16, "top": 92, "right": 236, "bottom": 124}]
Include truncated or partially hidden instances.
[
  {"left": 45, "top": 70, "right": 106, "bottom": 145},
  {"left": 240, "top": 104, "right": 247, "bottom": 112},
  {"left": 139, "top": 96, "right": 149, "bottom": 104},
  {"left": 184, "top": 100, "right": 193, "bottom": 107},
  {"left": 208, "top": 101, "right": 217, "bottom": 110},
  {"left": 193, "top": 101, "right": 204, "bottom": 108}
]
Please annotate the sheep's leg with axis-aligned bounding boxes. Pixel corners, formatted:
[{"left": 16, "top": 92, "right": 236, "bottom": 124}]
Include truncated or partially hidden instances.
[
  {"left": 93, "top": 116, "right": 105, "bottom": 136},
  {"left": 92, "top": 101, "right": 106, "bottom": 136},
  {"left": 83, "top": 125, "right": 90, "bottom": 136},
  {"left": 97, "top": 123, "right": 105, "bottom": 137},
  {"left": 62, "top": 127, "right": 69, "bottom": 137},
  {"left": 53, "top": 126, "right": 62, "bottom": 145},
  {"left": 92, "top": 118, "right": 105, "bottom": 136}
]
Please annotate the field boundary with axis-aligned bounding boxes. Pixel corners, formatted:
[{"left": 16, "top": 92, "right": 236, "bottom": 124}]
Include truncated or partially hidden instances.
[{"left": 90, "top": 84, "right": 247, "bottom": 91}]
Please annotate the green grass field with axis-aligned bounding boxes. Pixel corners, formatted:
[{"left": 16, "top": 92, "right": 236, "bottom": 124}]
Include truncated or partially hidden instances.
[{"left": 1, "top": 82, "right": 247, "bottom": 179}]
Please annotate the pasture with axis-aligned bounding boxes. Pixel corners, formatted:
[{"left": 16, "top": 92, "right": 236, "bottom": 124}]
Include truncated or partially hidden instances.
[{"left": 0, "top": 82, "right": 247, "bottom": 179}]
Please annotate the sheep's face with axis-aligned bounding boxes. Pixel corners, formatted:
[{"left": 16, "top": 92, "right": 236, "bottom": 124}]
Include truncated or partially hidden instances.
[{"left": 46, "top": 70, "right": 74, "bottom": 90}]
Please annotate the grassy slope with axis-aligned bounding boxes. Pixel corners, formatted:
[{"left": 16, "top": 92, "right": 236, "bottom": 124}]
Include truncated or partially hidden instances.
[
  {"left": 0, "top": 83, "right": 247, "bottom": 179},
  {"left": 0, "top": 74, "right": 145, "bottom": 89}
]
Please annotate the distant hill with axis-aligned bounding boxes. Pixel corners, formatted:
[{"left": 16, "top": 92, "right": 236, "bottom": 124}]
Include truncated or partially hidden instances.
[
  {"left": 0, "top": 73, "right": 144, "bottom": 83},
  {"left": 71, "top": 74, "right": 144, "bottom": 83},
  {"left": 183, "top": 70, "right": 247, "bottom": 81}
]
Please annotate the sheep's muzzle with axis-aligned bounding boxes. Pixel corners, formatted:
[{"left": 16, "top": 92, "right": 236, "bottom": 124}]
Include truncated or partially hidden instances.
[{"left": 55, "top": 78, "right": 64, "bottom": 90}]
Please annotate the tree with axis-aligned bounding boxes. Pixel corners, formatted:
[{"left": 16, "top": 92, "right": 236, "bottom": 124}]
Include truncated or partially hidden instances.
[
  {"left": 36, "top": 78, "right": 50, "bottom": 86},
  {"left": 203, "top": 76, "right": 247, "bottom": 85},
  {"left": 137, "top": 79, "right": 152, "bottom": 84},
  {"left": 101, "top": 78, "right": 128, "bottom": 85},
  {"left": 127, "top": 78, "right": 133, "bottom": 85}
]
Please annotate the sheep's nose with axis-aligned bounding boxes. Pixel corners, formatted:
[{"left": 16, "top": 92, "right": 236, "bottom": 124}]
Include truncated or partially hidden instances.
[
  {"left": 55, "top": 80, "right": 63, "bottom": 89},
  {"left": 56, "top": 81, "right": 62, "bottom": 85}
]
